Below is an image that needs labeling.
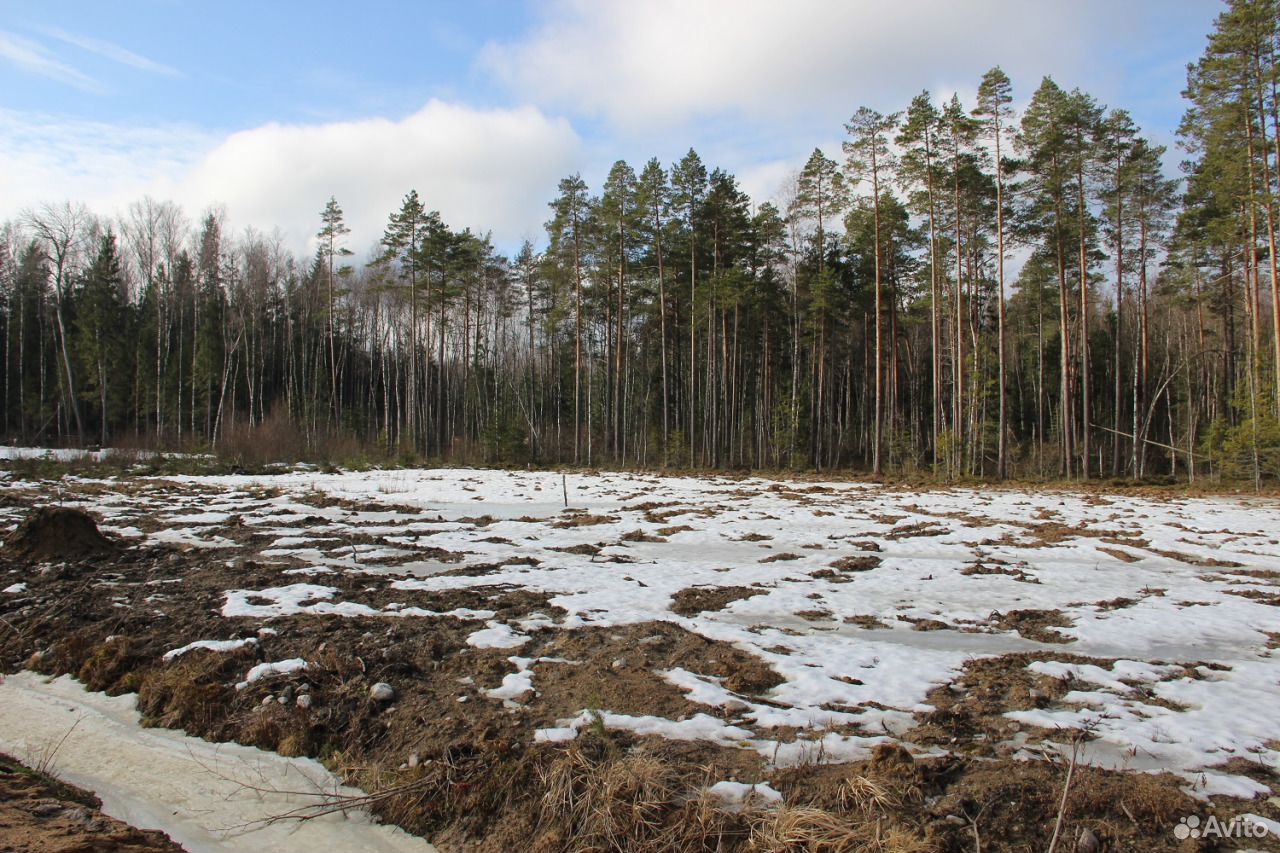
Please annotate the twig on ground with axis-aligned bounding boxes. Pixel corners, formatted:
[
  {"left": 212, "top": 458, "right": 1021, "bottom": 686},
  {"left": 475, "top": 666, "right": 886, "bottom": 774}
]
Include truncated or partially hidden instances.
[{"left": 1047, "top": 733, "right": 1082, "bottom": 853}]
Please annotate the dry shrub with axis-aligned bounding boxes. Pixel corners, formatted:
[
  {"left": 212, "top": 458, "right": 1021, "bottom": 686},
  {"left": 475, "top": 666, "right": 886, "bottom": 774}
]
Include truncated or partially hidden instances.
[
  {"left": 840, "top": 775, "right": 901, "bottom": 813},
  {"left": 748, "top": 806, "right": 931, "bottom": 853},
  {"left": 750, "top": 807, "right": 859, "bottom": 852},
  {"left": 136, "top": 650, "right": 242, "bottom": 733},
  {"left": 534, "top": 744, "right": 753, "bottom": 853},
  {"left": 215, "top": 407, "right": 373, "bottom": 468},
  {"left": 752, "top": 806, "right": 933, "bottom": 853},
  {"left": 76, "top": 637, "right": 145, "bottom": 693},
  {"left": 538, "top": 749, "right": 678, "bottom": 850}
]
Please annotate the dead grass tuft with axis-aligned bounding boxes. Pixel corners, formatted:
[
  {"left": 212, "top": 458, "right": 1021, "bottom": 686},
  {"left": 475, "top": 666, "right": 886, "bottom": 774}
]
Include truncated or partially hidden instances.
[{"left": 748, "top": 805, "right": 930, "bottom": 853}]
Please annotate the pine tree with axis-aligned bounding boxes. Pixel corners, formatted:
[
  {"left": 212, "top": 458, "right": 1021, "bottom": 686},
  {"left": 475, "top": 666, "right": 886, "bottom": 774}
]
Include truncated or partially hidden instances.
[
  {"left": 845, "top": 107, "right": 900, "bottom": 475},
  {"left": 318, "top": 197, "right": 353, "bottom": 425},
  {"left": 671, "top": 150, "right": 708, "bottom": 466},
  {"left": 898, "top": 91, "right": 946, "bottom": 468},
  {"left": 547, "top": 174, "right": 591, "bottom": 463},
  {"left": 74, "top": 232, "right": 128, "bottom": 446},
  {"left": 976, "top": 67, "right": 1015, "bottom": 478}
]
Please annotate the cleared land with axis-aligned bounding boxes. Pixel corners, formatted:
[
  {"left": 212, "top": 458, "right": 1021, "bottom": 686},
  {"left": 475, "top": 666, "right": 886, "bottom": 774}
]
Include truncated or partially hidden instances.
[{"left": 1, "top": 462, "right": 1279, "bottom": 851}]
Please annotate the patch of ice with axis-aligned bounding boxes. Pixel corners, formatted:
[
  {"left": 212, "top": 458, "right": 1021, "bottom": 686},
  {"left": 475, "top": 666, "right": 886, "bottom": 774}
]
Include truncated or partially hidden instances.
[
  {"left": 0, "top": 672, "right": 434, "bottom": 852},
  {"left": 485, "top": 669, "right": 535, "bottom": 701},
  {"left": 237, "top": 658, "right": 308, "bottom": 689},
  {"left": 165, "top": 512, "right": 231, "bottom": 525},
  {"left": 535, "top": 710, "right": 753, "bottom": 746},
  {"left": 3, "top": 582, "right": 27, "bottom": 594},
  {"left": 663, "top": 668, "right": 742, "bottom": 708},
  {"left": 395, "top": 606, "right": 495, "bottom": 620},
  {"left": 162, "top": 638, "right": 256, "bottom": 662},
  {"left": 758, "top": 732, "right": 891, "bottom": 767},
  {"left": 706, "top": 780, "right": 783, "bottom": 811},
  {"left": 466, "top": 621, "right": 531, "bottom": 649},
  {"left": 222, "top": 584, "right": 342, "bottom": 618}
]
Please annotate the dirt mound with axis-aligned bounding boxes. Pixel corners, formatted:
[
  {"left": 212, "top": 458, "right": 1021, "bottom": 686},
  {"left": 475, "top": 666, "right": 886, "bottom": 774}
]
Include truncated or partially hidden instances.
[{"left": 4, "top": 506, "right": 117, "bottom": 562}]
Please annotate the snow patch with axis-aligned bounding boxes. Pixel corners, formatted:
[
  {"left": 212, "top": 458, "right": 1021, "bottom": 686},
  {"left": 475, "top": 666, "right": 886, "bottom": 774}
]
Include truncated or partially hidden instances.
[
  {"left": 236, "top": 658, "right": 308, "bottom": 689},
  {"left": 162, "top": 637, "right": 257, "bottom": 662}
]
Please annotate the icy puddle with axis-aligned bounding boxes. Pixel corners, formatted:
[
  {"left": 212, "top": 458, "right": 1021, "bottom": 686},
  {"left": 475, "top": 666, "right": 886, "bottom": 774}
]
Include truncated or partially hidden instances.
[{"left": 0, "top": 672, "right": 436, "bottom": 853}]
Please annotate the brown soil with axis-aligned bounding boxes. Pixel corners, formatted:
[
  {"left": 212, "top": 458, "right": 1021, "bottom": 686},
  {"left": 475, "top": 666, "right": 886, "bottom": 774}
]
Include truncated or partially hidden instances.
[
  {"left": 885, "top": 522, "right": 949, "bottom": 540},
  {"left": 829, "top": 555, "right": 882, "bottom": 572},
  {"left": 2, "top": 479, "right": 1277, "bottom": 853},
  {"left": 0, "top": 752, "right": 185, "bottom": 853},
  {"left": 1096, "top": 546, "right": 1143, "bottom": 563},
  {"left": 3, "top": 507, "right": 117, "bottom": 563},
  {"left": 552, "top": 512, "right": 619, "bottom": 528},
  {"left": 992, "top": 609, "right": 1075, "bottom": 644},
  {"left": 669, "top": 586, "right": 765, "bottom": 616}
]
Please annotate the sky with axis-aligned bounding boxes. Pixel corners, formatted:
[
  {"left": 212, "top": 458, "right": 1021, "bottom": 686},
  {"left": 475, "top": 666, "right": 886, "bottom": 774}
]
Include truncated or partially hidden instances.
[{"left": 0, "top": 0, "right": 1223, "bottom": 259}]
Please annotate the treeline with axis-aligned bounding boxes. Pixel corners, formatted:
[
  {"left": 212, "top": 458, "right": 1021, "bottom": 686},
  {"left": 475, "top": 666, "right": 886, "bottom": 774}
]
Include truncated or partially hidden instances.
[{"left": 3, "top": 0, "right": 1280, "bottom": 482}]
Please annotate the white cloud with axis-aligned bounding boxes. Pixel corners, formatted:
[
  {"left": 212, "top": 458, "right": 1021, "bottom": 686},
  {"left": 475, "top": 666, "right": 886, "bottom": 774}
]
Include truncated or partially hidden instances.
[
  {"left": 0, "top": 30, "right": 100, "bottom": 91},
  {"left": 0, "top": 108, "right": 211, "bottom": 210},
  {"left": 479, "top": 0, "right": 1209, "bottom": 132},
  {"left": 0, "top": 101, "right": 582, "bottom": 256},
  {"left": 40, "top": 27, "right": 181, "bottom": 77}
]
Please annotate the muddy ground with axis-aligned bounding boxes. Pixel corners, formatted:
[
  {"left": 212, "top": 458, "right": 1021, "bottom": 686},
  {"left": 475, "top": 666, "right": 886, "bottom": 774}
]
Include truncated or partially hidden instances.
[
  {"left": 0, "top": 751, "right": 184, "bottom": 853},
  {"left": 0, "top": 475, "right": 1277, "bottom": 852}
]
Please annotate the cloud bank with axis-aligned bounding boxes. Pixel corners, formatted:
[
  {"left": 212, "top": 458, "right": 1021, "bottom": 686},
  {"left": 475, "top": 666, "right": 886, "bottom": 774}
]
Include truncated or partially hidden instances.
[
  {"left": 1, "top": 100, "right": 582, "bottom": 256},
  {"left": 480, "top": 0, "right": 1206, "bottom": 130}
]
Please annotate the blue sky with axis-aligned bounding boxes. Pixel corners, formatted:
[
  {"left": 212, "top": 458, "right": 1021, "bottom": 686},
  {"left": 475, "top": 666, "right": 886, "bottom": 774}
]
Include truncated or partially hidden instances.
[{"left": 1, "top": 0, "right": 1223, "bottom": 256}]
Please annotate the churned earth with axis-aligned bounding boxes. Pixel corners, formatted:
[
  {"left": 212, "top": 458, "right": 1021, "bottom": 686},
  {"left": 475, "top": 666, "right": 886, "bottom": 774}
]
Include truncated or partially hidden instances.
[{"left": 1, "top": 458, "right": 1279, "bottom": 851}]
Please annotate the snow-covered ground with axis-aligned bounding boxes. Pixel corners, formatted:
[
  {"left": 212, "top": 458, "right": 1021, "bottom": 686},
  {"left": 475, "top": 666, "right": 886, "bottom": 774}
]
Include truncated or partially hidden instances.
[
  {"left": 5, "top": 467, "right": 1279, "bottom": 799},
  {"left": 0, "top": 446, "right": 199, "bottom": 462}
]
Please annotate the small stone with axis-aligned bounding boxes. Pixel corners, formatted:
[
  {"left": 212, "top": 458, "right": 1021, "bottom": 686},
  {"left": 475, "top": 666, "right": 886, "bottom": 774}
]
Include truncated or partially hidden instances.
[
  {"left": 944, "top": 814, "right": 967, "bottom": 826},
  {"left": 611, "top": 658, "right": 625, "bottom": 670},
  {"left": 457, "top": 695, "right": 469, "bottom": 703},
  {"left": 261, "top": 695, "right": 274, "bottom": 706},
  {"left": 723, "top": 699, "right": 751, "bottom": 713},
  {"left": 1077, "top": 826, "right": 1099, "bottom": 853},
  {"left": 298, "top": 682, "right": 311, "bottom": 693},
  {"left": 31, "top": 801, "right": 63, "bottom": 818},
  {"left": 408, "top": 752, "right": 420, "bottom": 768},
  {"left": 276, "top": 695, "right": 287, "bottom": 705},
  {"left": 296, "top": 694, "right": 313, "bottom": 710},
  {"left": 369, "top": 682, "right": 396, "bottom": 702}
]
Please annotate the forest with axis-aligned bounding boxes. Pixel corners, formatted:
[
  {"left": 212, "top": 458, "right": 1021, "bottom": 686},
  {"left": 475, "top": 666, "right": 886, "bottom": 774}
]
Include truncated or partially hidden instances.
[{"left": 3, "top": 1, "right": 1279, "bottom": 484}]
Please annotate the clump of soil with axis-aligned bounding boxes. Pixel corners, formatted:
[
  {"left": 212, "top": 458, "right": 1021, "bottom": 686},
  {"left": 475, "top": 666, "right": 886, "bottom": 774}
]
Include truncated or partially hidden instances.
[
  {"left": 903, "top": 651, "right": 1194, "bottom": 756},
  {"left": 4, "top": 506, "right": 117, "bottom": 562},
  {"left": 552, "top": 512, "right": 619, "bottom": 529},
  {"left": 960, "top": 559, "right": 1038, "bottom": 582},
  {"left": 0, "top": 752, "right": 185, "bottom": 852},
  {"left": 993, "top": 608, "right": 1074, "bottom": 644},
  {"left": 885, "top": 521, "right": 949, "bottom": 540},
  {"left": 842, "top": 614, "right": 888, "bottom": 629},
  {"left": 670, "top": 585, "right": 764, "bottom": 616},
  {"left": 829, "top": 555, "right": 881, "bottom": 572}
]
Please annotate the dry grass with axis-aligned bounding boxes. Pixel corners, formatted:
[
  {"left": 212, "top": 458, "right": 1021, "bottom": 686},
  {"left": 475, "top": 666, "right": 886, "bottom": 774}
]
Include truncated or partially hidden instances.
[
  {"left": 531, "top": 744, "right": 756, "bottom": 853},
  {"left": 748, "top": 806, "right": 931, "bottom": 853}
]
